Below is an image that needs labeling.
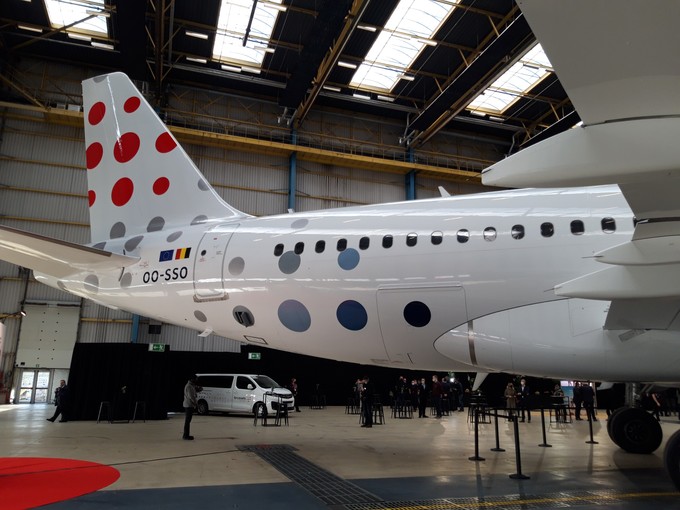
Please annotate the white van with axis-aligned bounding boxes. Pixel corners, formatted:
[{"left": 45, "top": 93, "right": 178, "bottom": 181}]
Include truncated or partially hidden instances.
[{"left": 195, "top": 374, "right": 295, "bottom": 416}]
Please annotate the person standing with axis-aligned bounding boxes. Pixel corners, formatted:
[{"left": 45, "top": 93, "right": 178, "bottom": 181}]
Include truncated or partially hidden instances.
[
  {"left": 417, "top": 377, "right": 429, "bottom": 418},
  {"left": 452, "top": 377, "right": 464, "bottom": 411},
  {"left": 183, "top": 374, "right": 200, "bottom": 440},
  {"left": 582, "top": 382, "right": 597, "bottom": 421},
  {"left": 360, "top": 375, "right": 373, "bottom": 428},
  {"left": 504, "top": 382, "right": 516, "bottom": 420},
  {"left": 289, "top": 377, "right": 301, "bottom": 412},
  {"left": 47, "top": 379, "right": 69, "bottom": 423},
  {"left": 573, "top": 381, "right": 583, "bottom": 420},
  {"left": 517, "top": 378, "right": 531, "bottom": 422},
  {"left": 431, "top": 375, "right": 443, "bottom": 418}
]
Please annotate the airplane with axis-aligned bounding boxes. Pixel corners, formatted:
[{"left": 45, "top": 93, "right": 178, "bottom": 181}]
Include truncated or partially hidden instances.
[{"left": 1, "top": 0, "right": 680, "bottom": 489}]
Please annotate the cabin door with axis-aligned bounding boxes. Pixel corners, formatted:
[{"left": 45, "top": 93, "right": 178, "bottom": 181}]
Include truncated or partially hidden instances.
[{"left": 193, "top": 224, "right": 239, "bottom": 302}]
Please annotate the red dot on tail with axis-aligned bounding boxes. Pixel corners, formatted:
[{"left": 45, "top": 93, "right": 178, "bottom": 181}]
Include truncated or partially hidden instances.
[
  {"left": 155, "top": 132, "right": 177, "bottom": 153},
  {"left": 111, "top": 178, "right": 134, "bottom": 206},
  {"left": 153, "top": 177, "right": 170, "bottom": 195},
  {"left": 88, "top": 102, "right": 106, "bottom": 125},
  {"left": 113, "top": 132, "right": 140, "bottom": 163},
  {"left": 124, "top": 96, "right": 141, "bottom": 113},
  {"left": 88, "top": 190, "right": 96, "bottom": 207},
  {"left": 86, "top": 142, "right": 103, "bottom": 170}
]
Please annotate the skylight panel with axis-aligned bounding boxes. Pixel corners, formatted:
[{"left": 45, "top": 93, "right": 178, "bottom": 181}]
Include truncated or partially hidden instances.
[
  {"left": 468, "top": 43, "right": 552, "bottom": 115},
  {"left": 44, "top": 0, "right": 108, "bottom": 36},
  {"left": 350, "top": 0, "right": 458, "bottom": 93},
  {"left": 213, "top": 0, "right": 283, "bottom": 67}
]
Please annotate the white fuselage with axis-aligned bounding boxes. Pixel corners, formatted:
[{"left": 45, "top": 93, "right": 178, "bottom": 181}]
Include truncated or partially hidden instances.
[{"left": 35, "top": 185, "right": 680, "bottom": 381}]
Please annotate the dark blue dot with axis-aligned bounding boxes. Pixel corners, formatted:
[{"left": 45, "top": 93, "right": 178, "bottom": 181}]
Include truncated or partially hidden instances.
[
  {"left": 336, "top": 300, "right": 368, "bottom": 331},
  {"left": 338, "top": 248, "right": 360, "bottom": 270},
  {"left": 404, "top": 301, "right": 431, "bottom": 328},
  {"left": 278, "top": 300, "right": 311, "bottom": 332}
]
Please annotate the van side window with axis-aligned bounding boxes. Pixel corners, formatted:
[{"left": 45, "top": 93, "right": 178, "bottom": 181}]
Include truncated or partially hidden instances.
[
  {"left": 236, "top": 376, "right": 254, "bottom": 390},
  {"left": 197, "top": 375, "right": 233, "bottom": 388},
  {"left": 602, "top": 217, "right": 616, "bottom": 233},
  {"left": 337, "top": 239, "right": 347, "bottom": 251},
  {"left": 274, "top": 244, "right": 284, "bottom": 256},
  {"left": 511, "top": 225, "right": 525, "bottom": 239},
  {"left": 359, "top": 237, "right": 370, "bottom": 250},
  {"left": 406, "top": 233, "right": 417, "bottom": 247},
  {"left": 541, "top": 222, "right": 554, "bottom": 237},
  {"left": 315, "top": 240, "right": 325, "bottom": 253},
  {"left": 382, "top": 235, "right": 393, "bottom": 248},
  {"left": 571, "top": 220, "right": 585, "bottom": 235},
  {"left": 431, "top": 231, "right": 443, "bottom": 245}
]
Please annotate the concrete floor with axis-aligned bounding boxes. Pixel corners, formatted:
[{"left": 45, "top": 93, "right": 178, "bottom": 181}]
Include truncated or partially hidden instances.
[{"left": 2, "top": 403, "right": 679, "bottom": 509}]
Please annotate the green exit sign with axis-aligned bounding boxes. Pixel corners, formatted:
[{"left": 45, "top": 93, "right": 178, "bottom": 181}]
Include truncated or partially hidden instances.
[
  {"left": 248, "top": 352, "right": 261, "bottom": 360},
  {"left": 148, "top": 343, "right": 165, "bottom": 352}
]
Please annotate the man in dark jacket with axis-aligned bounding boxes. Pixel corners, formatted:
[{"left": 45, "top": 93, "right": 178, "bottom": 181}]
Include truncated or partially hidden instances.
[
  {"left": 361, "top": 375, "right": 373, "bottom": 428},
  {"left": 47, "top": 380, "right": 69, "bottom": 423}
]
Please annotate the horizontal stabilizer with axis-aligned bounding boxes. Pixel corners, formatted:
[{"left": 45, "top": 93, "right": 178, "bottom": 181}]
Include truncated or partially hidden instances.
[
  {"left": 0, "top": 225, "right": 139, "bottom": 279},
  {"left": 605, "top": 299, "right": 680, "bottom": 331},
  {"left": 555, "top": 264, "right": 680, "bottom": 300},
  {"left": 482, "top": 117, "right": 680, "bottom": 189}
]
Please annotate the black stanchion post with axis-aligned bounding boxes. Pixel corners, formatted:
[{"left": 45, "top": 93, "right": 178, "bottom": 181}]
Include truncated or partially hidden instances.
[
  {"left": 538, "top": 407, "right": 552, "bottom": 447},
  {"left": 509, "top": 415, "right": 530, "bottom": 480},
  {"left": 491, "top": 407, "right": 505, "bottom": 452},
  {"left": 586, "top": 409, "right": 598, "bottom": 444},
  {"left": 469, "top": 406, "right": 486, "bottom": 461}
]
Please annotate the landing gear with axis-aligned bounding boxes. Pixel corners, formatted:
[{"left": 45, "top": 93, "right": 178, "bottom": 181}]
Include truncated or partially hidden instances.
[
  {"left": 663, "top": 429, "right": 680, "bottom": 490},
  {"left": 607, "top": 407, "right": 662, "bottom": 454}
]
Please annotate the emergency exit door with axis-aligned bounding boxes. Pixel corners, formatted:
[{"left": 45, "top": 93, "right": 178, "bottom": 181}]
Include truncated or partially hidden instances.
[{"left": 193, "top": 224, "right": 239, "bottom": 301}]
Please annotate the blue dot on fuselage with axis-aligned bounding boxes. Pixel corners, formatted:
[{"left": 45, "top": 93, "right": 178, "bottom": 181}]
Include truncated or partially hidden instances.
[
  {"left": 278, "top": 300, "right": 311, "bottom": 332},
  {"left": 338, "top": 248, "right": 360, "bottom": 270},
  {"left": 404, "top": 301, "right": 431, "bottom": 328},
  {"left": 337, "top": 300, "right": 368, "bottom": 331}
]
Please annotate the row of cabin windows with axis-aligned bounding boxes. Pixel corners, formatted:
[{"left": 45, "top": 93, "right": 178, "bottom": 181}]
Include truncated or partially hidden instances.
[{"left": 273, "top": 218, "right": 618, "bottom": 256}]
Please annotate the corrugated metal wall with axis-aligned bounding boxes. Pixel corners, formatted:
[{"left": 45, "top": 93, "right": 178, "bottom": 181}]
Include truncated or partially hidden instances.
[{"left": 0, "top": 59, "right": 498, "bottom": 389}]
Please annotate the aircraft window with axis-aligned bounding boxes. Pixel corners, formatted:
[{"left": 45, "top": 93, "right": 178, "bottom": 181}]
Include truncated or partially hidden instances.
[
  {"left": 456, "top": 229, "right": 470, "bottom": 243},
  {"left": 483, "top": 227, "right": 497, "bottom": 241},
  {"left": 359, "top": 237, "right": 370, "bottom": 250},
  {"left": 406, "top": 233, "right": 418, "bottom": 247},
  {"left": 431, "top": 231, "right": 443, "bottom": 245},
  {"left": 382, "top": 235, "right": 393, "bottom": 248},
  {"left": 294, "top": 242, "right": 304, "bottom": 254},
  {"left": 602, "top": 217, "right": 616, "bottom": 233},
  {"left": 315, "top": 240, "right": 325, "bottom": 253},
  {"left": 571, "top": 220, "right": 585, "bottom": 235},
  {"left": 541, "top": 222, "right": 554, "bottom": 237},
  {"left": 511, "top": 225, "right": 525, "bottom": 239},
  {"left": 236, "top": 376, "right": 254, "bottom": 390},
  {"left": 274, "top": 244, "right": 284, "bottom": 256},
  {"left": 337, "top": 239, "right": 347, "bottom": 251}
]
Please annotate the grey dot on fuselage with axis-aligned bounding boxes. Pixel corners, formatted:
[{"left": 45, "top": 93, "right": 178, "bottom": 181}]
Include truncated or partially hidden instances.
[
  {"left": 120, "top": 273, "right": 132, "bottom": 288},
  {"left": 198, "top": 180, "right": 209, "bottom": 191},
  {"left": 84, "top": 274, "right": 99, "bottom": 294},
  {"left": 291, "top": 219, "right": 309, "bottom": 229},
  {"left": 194, "top": 310, "right": 207, "bottom": 322},
  {"left": 92, "top": 242, "right": 107, "bottom": 250},
  {"left": 147, "top": 216, "right": 165, "bottom": 232},
  {"left": 124, "top": 235, "right": 144, "bottom": 251},
  {"left": 110, "top": 222, "right": 126, "bottom": 239},
  {"left": 167, "top": 231, "right": 182, "bottom": 242}
]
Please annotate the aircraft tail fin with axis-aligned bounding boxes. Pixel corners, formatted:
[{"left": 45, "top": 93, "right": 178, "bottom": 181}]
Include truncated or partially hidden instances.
[{"left": 82, "top": 72, "right": 248, "bottom": 244}]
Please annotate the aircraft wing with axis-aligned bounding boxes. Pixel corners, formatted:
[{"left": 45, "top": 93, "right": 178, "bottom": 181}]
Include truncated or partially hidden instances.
[{"left": 0, "top": 225, "right": 139, "bottom": 279}]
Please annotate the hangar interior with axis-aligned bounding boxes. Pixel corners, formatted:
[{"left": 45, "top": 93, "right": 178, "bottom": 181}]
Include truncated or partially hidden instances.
[{"left": 0, "top": 0, "right": 578, "bottom": 404}]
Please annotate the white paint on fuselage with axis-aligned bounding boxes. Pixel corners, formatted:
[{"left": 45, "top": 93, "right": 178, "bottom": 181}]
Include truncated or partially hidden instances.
[{"left": 36, "top": 185, "right": 642, "bottom": 373}]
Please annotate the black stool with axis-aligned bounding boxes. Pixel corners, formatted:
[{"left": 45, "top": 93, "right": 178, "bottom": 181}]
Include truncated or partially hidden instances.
[{"left": 97, "top": 401, "right": 111, "bottom": 423}]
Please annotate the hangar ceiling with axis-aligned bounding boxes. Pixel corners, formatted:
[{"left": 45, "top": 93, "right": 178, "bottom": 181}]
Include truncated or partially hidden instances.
[{"left": 0, "top": 0, "right": 579, "bottom": 168}]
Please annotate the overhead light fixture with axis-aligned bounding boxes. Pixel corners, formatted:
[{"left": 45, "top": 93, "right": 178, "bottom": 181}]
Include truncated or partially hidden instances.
[
  {"left": 18, "top": 24, "right": 43, "bottom": 33},
  {"left": 338, "top": 61, "right": 357, "bottom": 69},
  {"left": 469, "top": 110, "right": 486, "bottom": 117},
  {"left": 91, "top": 41, "right": 114, "bottom": 50},
  {"left": 377, "top": 95, "right": 394, "bottom": 102},
  {"left": 186, "top": 56, "right": 207, "bottom": 64},
  {"left": 186, "top": 30, "right": 209, "bottom": 40},
  {"left": 357, "top": 24, "right": 377, "bottom": 32},
  {"left": 399, "top": 74, "right": 415, "bottom": 81},
  {"left": 416, "top": 38, "right": 437, "bottom": 47},
  {"left": 323, "top": 85, "right": 341, "bottom": 92},
  {"left": 242, "top": 66, "right": 261, "bottom": 74},
  {"left": 221, "top": 64, "right": 242, "bottom": 73},
  {"left": 488, "top": 115, "right": 504, "bottom": 122},
  {"left": 261, "top": 1, "right": 287, "bottom": 12},
  {"left": 68, "top": 33, "right": 92, "bottom": 41},
  {"left": 86, "top": 9, "right": 110, "bottom": 18},
  {"left": 352, "top": 92, "right": 371, "bottom": 100}
]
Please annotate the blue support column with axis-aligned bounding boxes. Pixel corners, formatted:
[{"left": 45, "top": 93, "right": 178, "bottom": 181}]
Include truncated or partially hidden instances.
[
  {"left": 288, "top": 130, "right": 298, "bottom": 211},
  {"left": 405, "top": 148, "right": 416, "bottom": 200},
  {"left": 131, "top": 314, "right": 139, "bottom": 344}
]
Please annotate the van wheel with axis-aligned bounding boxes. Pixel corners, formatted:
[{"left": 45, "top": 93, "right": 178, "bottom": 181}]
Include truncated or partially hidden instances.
[
  {"left": 197, "top": 400, "right": 209, "bottom": 415},
  {"left": 254, "top": 402, "right": 266, "bottom": 418}
]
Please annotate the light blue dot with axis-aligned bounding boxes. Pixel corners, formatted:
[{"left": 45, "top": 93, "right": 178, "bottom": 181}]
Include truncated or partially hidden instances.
[
  {"left": 337, "top": 300, "right": 368, "bottom": 331},
  {"left": 338, "top": 248, "right": 360, "bottom": 270},
  {"left": 278, "top": 300, "right": 311, "bottom": 332}
]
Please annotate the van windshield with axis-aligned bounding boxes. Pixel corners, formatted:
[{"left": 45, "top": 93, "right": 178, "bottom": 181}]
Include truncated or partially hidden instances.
[{"left": 253, "top": 375, "right": 280, "bottom": 389}]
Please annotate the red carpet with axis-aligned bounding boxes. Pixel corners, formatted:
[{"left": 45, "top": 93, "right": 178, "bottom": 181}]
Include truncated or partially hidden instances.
[{"left": 0, "top": 457, "right": 120, "bottom": 509}]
